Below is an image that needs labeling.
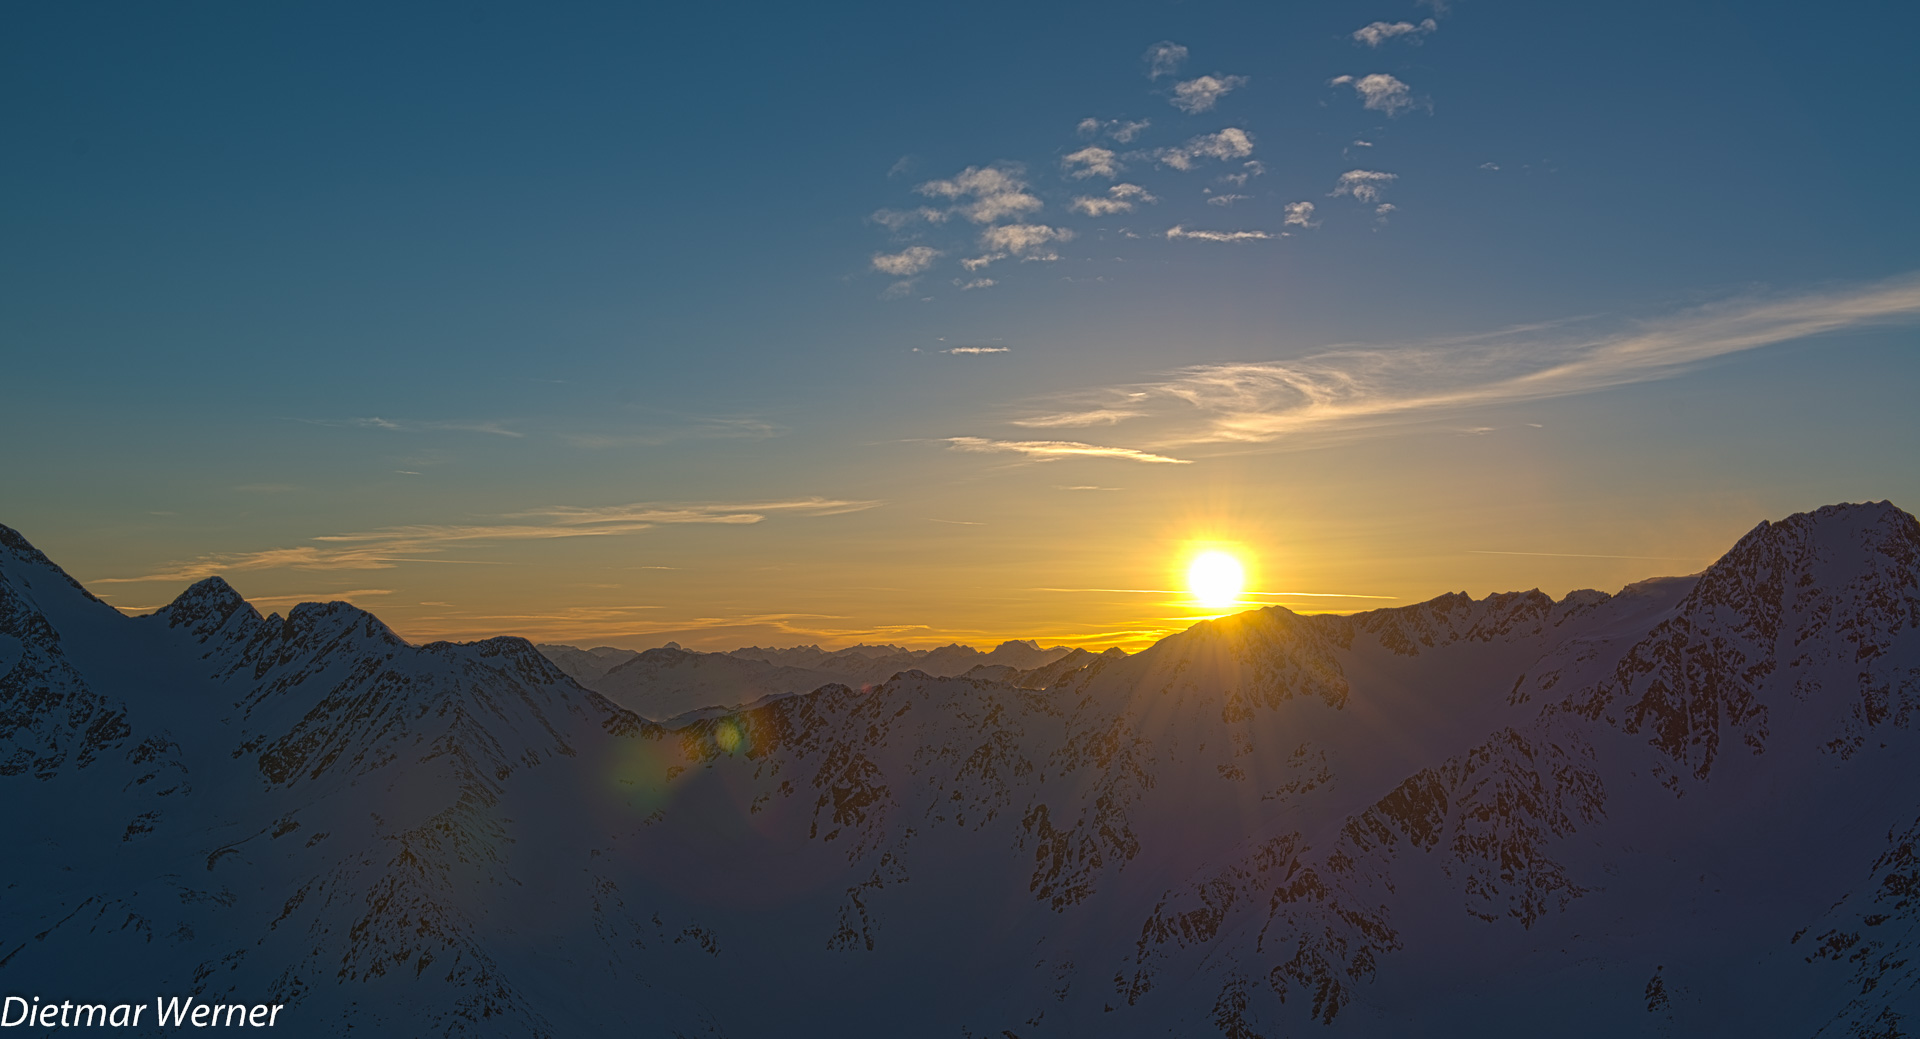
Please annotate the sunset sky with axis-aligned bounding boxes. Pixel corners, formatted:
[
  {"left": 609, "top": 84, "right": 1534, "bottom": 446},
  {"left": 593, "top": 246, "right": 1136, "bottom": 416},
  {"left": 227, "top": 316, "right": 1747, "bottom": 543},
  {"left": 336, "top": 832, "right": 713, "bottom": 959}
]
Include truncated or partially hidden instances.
[{"left": 4, "top": 1, "right": 1916, "bottom": 650}]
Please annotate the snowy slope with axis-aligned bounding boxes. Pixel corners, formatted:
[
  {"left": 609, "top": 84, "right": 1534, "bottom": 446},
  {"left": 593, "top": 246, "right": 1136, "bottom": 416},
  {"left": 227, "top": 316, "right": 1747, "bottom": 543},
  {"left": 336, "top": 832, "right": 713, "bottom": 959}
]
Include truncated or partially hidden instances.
[{"left": 4, "top": 502, "right": 1919, "bottom": 1037}]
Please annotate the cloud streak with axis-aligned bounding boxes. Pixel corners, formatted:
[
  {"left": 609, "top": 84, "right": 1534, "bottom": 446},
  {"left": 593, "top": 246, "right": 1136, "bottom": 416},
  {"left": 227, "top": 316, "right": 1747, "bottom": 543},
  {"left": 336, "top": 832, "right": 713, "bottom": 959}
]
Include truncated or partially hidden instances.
[
  {"left": 1007, "top": 274, "right": 1920, "bottom": 448},
  {"left": 96, "top": 498, "right": 882, "bottom": 584},
  {"left": 943, "top": 437, "right": 1192, "bottom": 464},
  {"left": 1166, "top": 226, "right": 1276, "bottom": 242}
]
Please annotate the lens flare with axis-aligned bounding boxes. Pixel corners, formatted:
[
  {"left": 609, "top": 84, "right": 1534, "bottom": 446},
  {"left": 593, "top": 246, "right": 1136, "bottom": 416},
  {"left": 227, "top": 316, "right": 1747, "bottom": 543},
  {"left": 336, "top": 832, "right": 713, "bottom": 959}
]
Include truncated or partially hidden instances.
[{"left": 1187, "top": 551, "right": 1246, "bottom": 608}]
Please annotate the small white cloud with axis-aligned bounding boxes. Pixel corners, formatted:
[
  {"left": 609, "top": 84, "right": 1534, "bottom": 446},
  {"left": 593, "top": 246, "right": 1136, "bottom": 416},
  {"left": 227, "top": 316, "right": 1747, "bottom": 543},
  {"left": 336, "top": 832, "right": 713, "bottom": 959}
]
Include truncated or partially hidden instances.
[
  {"left": 1418, "top": 0, "right": 1450, "bottom": 15},
  {"left": 1170, "top": 74, "right": 1249, "bottom": 114},
  {"left": 1479, "top": 161, "right": 1501, "bottom": 171},
  {"left": 1020, "top": 252, "right": 1061, "bottom": 263},
  {"left": 1075, "top": 117, "right": 1102, "bottom": 138},
  {"left": 1072, "top": 196, "right": 1129, "bottom": 216},
  {"left": 1070, "top": 182, "right": 1159, "bottom": 216},
  {"left": 1144, "top": 41, "right": 1188, "bottom": 80},
  {"left": 871, "top": 246, "right": 941, "bottom": 276},
  {"left": 881, "top": 279, "right": 917, "bottom": 299},
  {"left": 1206, "top": 193, "right": 1250, "bottom": 207},
  {"left": 1351, "top": 18, "right": 1437, "bottom": 46},
  {"left": 1283, "top": 201, "right": 1319, "bottom": 227},
  {"left": 981, "top": 223, "right": 1073, "bottom": 255},
  {"left": 946, "top": 345, "right": 1009, "bottom": 353},
  {"left": 1375, "top": 203, "right": 1397, "bottom": 221},
  {"left": 1331, "top": 169, "right": 1398, "bottom": 204},
  {"left": 916, "top": 166, "right": 1044, "bottom": 224},
  {"left": 960, "top": 253, "right": 1005, "bottom": 271},
  {"left": 1329, "top": 73, "right": 1422, "bottom": 116},
  {"left": 1352, "top": 139, "right": 1373, "bottom": 148},
  {"left": 1166, "top": 225, "right": 1276, "bottom": 242},
  {"left": 1157, "top": 128, "right": 1255, "bottom": 171},
  {"left": 953, "top": 278, "right": 997, "bottom": 291},
  {"left": 888, "top": 156, "right": 914, "bottom": 177},
  {"left": 1062, "top": 146, "right": 1119, "bottom": 180}
]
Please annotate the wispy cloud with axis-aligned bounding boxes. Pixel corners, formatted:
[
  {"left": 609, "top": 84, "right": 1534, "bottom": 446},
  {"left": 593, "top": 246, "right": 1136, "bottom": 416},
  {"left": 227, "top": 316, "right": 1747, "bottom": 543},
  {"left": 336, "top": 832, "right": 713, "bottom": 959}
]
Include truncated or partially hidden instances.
[
  {"left": 946, "top": 346, "right": 1010, "bottom": 354},
  {"left": 95, "top": 499, "right": 882, "bottom": 584},
  {"left": 1283, "top": 201, "right": 1320, "bottom": 227},
  {"left": 1328, "top": 73, "right": 1423, "bottom": 116},
  {"left": 953, "top": 278, "right": 997, "bottom": 291},
  {"left": 872, "top": 246, "right": 941, "bottom": 276},
  {"left": 1206, "top": 193, "right": 1251, "bottom": 207},
  {"left": 1170, "top": 74, "right": 1249, "bottom": 114},
  {"left": 1079, "top": 117, "right": 1152, "bottom": 142},
  {"left": 1352, "top": 19, "right": 1436, "bottom": 46},
  {"left": 943, "top": 437, "right": 1192, "bottom": 464},
  {"left": 1156, "top": 128, "right": 1254, "bottom": 171},
  {"left": 1144, "top": 41, "right": 1188, "bottom": 80},
  {"left": 916, "top": 166, "right": 1043, "bottom": 224},
  {"left": 869, "top": 206, "right": 948, "bottom": 231},
  {"left": 308, "top": 417, "right": 526, "bottom": 438},
  {"left": 1062, "top": 146, "right": 1119, "bottom": 180},
  {"left": 1009, "top": 275, "right": 1920, "bottom": 447},
  {"left": 1331, "top": 169, "right": 1398, "bottom": 204},
  {"left": 247, "top": 588, "right": 394, "bottom": 606},
  {"left": 1166, "top": 225, "right": 1276, "bottom": 242},
  {"left": 1011, "top": 407, "right": 1144, "bottom": 428}
]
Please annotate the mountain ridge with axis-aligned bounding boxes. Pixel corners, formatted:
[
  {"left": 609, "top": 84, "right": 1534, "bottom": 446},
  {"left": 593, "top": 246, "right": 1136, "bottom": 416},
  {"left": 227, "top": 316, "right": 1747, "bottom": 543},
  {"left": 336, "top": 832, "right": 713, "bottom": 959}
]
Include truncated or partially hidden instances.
[{"left": 4, "top": 502, "right": 1919, "bottom": 1036}]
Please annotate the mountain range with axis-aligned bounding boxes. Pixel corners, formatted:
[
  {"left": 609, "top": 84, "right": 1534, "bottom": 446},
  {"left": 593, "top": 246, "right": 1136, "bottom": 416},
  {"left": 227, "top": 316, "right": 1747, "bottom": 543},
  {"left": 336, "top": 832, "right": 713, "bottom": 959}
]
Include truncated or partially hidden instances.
[
  {"left": 4, "top": 502, "right": 1919, "bottom": 1036},
  {"left": 537, "top": 638, "right": 1123, "bottom": 721}
]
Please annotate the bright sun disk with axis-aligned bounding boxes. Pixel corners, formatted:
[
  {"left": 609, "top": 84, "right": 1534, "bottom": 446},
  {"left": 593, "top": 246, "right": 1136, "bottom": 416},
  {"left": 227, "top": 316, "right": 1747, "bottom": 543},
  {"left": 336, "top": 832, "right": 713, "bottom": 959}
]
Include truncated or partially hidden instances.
[{"left": 1187, "top": 551, "right": 1246, "bottom": 609}]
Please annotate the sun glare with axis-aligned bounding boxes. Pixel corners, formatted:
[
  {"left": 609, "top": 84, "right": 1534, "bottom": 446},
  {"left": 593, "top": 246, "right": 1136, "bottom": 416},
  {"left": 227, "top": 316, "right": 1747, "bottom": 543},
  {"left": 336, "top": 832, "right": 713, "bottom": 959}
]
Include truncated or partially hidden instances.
[{"left": 1187, "top": 551, "right": 1246, "bottom": 609}]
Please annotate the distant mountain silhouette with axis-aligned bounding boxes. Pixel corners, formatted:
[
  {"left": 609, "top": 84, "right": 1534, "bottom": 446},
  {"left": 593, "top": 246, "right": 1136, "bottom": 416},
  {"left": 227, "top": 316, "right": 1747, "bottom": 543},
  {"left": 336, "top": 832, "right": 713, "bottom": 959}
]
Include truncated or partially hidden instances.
[
  {"left": 4, "top": 503, "right": 1919, "bottom": 1035},
  {"left": 539, "top": 637, "right": 1086, "bottom": 719}
]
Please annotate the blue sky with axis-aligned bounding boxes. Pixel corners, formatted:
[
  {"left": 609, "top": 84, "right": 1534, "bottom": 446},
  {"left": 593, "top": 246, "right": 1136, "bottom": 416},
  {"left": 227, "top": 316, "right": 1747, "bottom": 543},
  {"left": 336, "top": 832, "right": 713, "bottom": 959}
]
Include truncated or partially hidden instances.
[{"left": 4, "top": 0, "right": 1917, "bottom": 648}]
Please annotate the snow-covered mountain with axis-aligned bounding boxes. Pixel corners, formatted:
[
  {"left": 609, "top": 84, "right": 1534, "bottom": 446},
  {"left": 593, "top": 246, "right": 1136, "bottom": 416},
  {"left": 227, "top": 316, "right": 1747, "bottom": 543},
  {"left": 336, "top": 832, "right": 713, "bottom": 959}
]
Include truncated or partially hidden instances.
[{"left": 5, "top": 502, "right": 1919, "bottom": 1036}]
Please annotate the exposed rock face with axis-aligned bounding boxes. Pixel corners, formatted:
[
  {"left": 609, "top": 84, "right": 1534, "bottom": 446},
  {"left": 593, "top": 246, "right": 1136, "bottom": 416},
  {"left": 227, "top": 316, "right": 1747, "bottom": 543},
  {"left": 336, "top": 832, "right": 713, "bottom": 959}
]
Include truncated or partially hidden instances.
[{"left": 4, "top": 502, "right": 1920, "bottom": 1036}]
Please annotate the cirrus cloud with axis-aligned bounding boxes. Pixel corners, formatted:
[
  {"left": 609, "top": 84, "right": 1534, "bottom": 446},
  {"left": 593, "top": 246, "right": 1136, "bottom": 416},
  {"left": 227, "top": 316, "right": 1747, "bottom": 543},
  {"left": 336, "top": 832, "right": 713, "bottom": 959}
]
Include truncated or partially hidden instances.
[{"left": 943, "top": 436, "right": 1191, "bottom": 464}]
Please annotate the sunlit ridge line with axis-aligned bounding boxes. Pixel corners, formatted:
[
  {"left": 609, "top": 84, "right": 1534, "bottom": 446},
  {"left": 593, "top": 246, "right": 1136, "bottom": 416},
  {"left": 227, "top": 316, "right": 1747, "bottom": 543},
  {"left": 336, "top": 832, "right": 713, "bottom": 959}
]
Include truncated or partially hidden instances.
[{"left": 1031, "top": 587, "right": 1396, "bottom": 599}]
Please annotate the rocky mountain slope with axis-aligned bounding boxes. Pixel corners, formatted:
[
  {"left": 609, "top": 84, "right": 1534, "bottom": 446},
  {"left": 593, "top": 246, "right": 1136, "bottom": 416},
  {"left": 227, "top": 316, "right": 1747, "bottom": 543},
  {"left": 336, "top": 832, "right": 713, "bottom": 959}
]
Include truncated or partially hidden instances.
[{"left": 4, "top": 502, "right": 1919, "bottom": 1036}]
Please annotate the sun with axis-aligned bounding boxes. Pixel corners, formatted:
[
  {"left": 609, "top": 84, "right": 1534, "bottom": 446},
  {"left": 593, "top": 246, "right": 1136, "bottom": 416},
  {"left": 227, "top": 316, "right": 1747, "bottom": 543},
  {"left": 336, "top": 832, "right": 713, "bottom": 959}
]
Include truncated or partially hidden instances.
[{"left": 1187, "top": 551, "right": 1246, "bottom": 609}]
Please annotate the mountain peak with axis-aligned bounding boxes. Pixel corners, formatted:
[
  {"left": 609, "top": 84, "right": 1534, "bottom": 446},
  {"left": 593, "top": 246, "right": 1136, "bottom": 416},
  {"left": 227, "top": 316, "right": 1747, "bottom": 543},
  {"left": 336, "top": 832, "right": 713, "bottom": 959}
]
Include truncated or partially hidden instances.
[
  {"left": 156, "top": 576, "right": 263, "bottom": 643},
  {"left": 0, "top": 522, "right": 105, "bottom": 604}
]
